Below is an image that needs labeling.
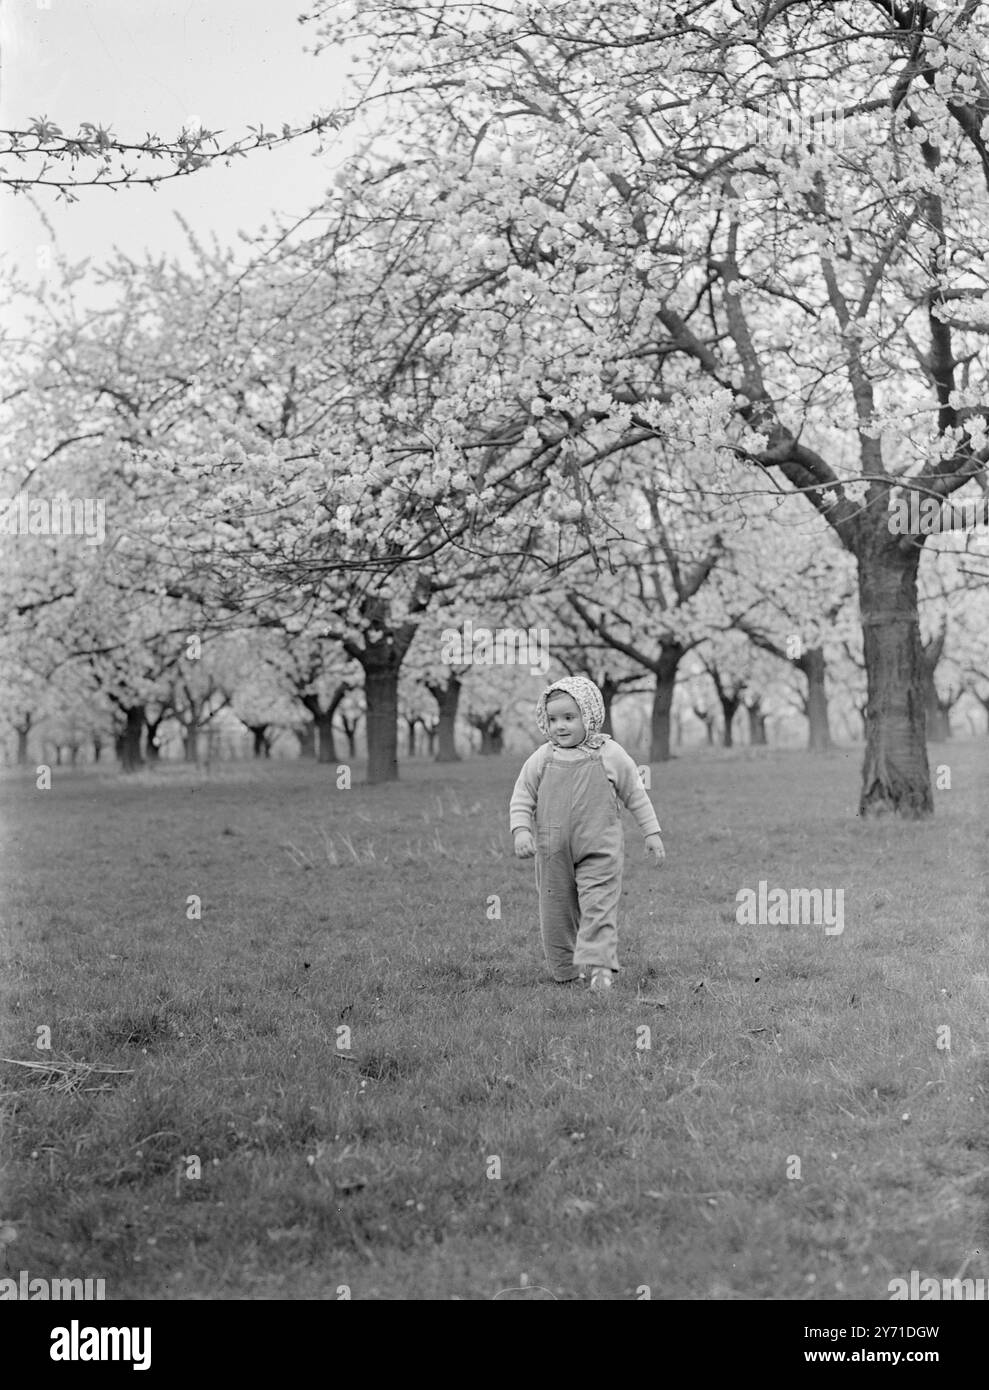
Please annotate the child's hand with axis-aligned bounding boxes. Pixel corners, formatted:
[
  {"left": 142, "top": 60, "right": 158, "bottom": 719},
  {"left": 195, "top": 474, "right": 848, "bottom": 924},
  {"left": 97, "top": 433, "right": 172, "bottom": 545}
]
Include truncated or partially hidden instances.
[
  {"left": 513, "top": 829, "right": 536, "bottom": 859},
  {"left": 644, "top": 833, "right": 666, "bottom": 867}
]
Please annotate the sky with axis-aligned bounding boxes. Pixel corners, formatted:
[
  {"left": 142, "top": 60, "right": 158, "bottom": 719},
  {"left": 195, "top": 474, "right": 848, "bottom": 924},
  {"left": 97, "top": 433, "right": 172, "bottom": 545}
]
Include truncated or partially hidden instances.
[{"left": 0, "top": 0, "right": 357, "bottom": 305}]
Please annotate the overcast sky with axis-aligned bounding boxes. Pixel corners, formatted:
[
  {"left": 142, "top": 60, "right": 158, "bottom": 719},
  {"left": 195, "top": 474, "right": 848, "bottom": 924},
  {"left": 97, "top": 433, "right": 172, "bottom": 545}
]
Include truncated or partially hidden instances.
[{"left": 1, "top": 0, "right": 355, "bottom": 303}]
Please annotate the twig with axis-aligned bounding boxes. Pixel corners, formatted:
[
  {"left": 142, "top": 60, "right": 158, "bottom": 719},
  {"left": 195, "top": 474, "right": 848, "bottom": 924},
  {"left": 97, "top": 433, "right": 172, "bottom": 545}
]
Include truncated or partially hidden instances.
[{"left": 0, "top": 1057, "right": 134, "bottom": 1075}]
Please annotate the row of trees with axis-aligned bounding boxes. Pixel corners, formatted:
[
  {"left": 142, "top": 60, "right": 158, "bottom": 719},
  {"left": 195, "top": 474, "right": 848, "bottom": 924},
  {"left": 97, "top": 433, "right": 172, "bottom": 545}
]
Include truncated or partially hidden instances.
[
  {"left": 9, "top": 604, "right": 988, "bottom": 769},
  {"left": 4, "top": 1, "right": 989, "bottom": 815},
  {"left": 6, "top": 510, "right": 986, "bottom": 770}
]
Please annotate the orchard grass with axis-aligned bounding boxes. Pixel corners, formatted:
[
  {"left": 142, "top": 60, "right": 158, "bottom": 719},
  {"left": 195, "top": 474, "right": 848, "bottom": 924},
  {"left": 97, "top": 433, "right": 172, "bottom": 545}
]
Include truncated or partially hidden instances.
[{"left": 1, "top": 743, "right": 986, "bottom": 1301}]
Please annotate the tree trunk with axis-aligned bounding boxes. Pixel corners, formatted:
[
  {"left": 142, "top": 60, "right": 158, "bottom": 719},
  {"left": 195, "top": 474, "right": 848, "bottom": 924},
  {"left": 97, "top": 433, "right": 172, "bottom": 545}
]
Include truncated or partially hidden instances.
[
  {"left": 428, "top": 674, "right": 462, "bottom": 762},
  {"left": 801, "top": 648, "right": 833, "bottom": 752},
  {"left": 316, "top": 711, "right": 338, "bottom": 764},
  {"left": 296, "top": 720, "right": 316, "bottom": 760},
  {"left": 69, "top": 742, "right": 80, "bottom": 767},
  {"left": 649, "top": 644, "right": 683, "bottom": 762},
  {"left": 363, "top": 660, "right": 400, "bottom": 783},
  {"left": 477, "top": 716, "right": 503, "bottom": 755},
  {"left": 923, "top": 670, "right": 952, "bottom": 740},
  {"left": 857, "top": 543, "right": 932, "bottom": 817},
  {"left": 248, "top": 724, "right": 271, "bottom": 758},
  {"left": 15, "top": 721, "right": 31, "bottom": 767},
  {"left": 405, "top": 716, "right": 418, "bottom": 758},
  {"left": 341, "top": 717, "right": 359, "bottom": 758},
  {"left": 424, "top": 721, "right": 437, "bottom": 756},
  {"left": 853, "top": 700, "right": 867, "bottom": 741},
  {"left": 692, "top": 705, "right": 715, "bottom": 746},
  {"left": 300, "top": 684, "right": 349, "bottom": 764},
  {"left": 746, "top": 702, "right": 768, "bottom": 746},
  {"left": 920, "top": 627, "right": 951, "bottom": 742},
  {"left": 719, "top": 696, "right": 741, "bottom": 748},
  {"left": 600, "top": 675, "right": 618, "bottom": 737},
  {"left": 92, "top": 735, "right": 102, "bottom": 763},
  {"left": 926, "top": 698, "right": 951, "bottom": 742},
  {"left": 120, "top": 705, "right": 145, "bottom": 773},
  {"left": 183, "top": 726, "right": 199, "bottom": 764},
  {"left": 144, "top": 713, "right": 166, "bottom": 763}
]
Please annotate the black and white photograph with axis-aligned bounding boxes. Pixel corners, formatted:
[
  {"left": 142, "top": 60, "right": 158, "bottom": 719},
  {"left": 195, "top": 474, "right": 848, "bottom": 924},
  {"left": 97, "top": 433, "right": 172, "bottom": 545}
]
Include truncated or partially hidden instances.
[{"left": 1, "top": 0, "right": 987, "bottom": 1348}]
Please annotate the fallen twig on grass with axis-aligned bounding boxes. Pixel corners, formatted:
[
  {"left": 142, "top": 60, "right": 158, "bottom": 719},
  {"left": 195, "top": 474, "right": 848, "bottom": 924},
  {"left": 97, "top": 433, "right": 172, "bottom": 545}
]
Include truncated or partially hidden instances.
[
  {"left": 644, "top": 1190, "right": 730, "bottom": 1199},
  {"left": 0, "top": 1058, "right": 134, "bottom": 1074},
  {"left": 0, "top": 1057, "right": 135, "bottom": 1094}
]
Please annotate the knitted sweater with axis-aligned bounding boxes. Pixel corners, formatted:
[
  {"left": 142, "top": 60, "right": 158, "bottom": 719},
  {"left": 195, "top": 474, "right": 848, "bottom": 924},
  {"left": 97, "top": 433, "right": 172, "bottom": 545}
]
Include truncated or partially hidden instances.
[{"left": 509, "top": 737, "right": 661, "bottom": 839}]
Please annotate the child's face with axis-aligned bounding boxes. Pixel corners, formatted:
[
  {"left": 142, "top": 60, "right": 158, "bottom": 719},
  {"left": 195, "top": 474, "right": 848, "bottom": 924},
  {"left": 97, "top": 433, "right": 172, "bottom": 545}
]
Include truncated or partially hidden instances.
[{"left": 545, "top": 692, "right": 585, "bottom": 747}]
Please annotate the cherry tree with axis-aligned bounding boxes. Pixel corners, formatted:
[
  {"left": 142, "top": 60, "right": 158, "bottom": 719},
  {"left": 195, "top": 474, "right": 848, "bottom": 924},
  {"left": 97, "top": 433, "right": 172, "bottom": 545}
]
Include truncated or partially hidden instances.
[
  {"left": 717, "top": 500, "right": 859, "bottom": 752},
  {"left": 400, "top": 605, "right": 473, "bottom": 762},
  {"left": 0, "top": 652, "right": 51, "bottom": 766},
  {"left": 229, "top": 657, "right": 301, "bottom": 758},
  {"left": 297, "top": 0, "right": 989, "bottom": 815},
  {"left": 506, "top": 592, "right": 649, "bottom": 734},
  {"left": 265, "top": 630, "right": 361, "bottom": 765},
  {"left": 697, "top": 634, "right": 761, "bottom": 750},
  {"left": 72, "top": 217, "right": 585, "bottom": 780},
  {"left": 18, "top": 0, "right": 989, "bottom": 806},
  {"left": 1, "top": 112, "right": 340, "bottom": 200},
  {"left": 559, "top": 457, "right": 731, "bottom": 760},
  {"left": 918, "top": 534, "right": 989, "bottom": 738}
]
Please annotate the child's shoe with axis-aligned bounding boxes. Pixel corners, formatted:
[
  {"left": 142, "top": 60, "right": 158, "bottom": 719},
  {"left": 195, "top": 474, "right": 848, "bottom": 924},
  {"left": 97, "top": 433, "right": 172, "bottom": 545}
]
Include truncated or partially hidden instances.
[{"left": 589, "top": 967, "right": 614, "bottom": 992}]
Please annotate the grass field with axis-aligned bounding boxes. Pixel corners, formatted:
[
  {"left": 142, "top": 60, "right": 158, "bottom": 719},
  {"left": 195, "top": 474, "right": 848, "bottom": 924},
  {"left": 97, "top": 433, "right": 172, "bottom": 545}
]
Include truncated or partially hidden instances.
[{"left": 1, "top": 743, "right": 987, "bottom": 1301}]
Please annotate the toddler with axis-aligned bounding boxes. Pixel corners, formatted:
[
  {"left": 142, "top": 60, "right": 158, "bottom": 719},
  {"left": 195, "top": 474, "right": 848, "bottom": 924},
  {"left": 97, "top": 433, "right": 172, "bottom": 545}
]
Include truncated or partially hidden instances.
[{"left": 510, "top": 676, "right": 665, "bottom": 991}]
